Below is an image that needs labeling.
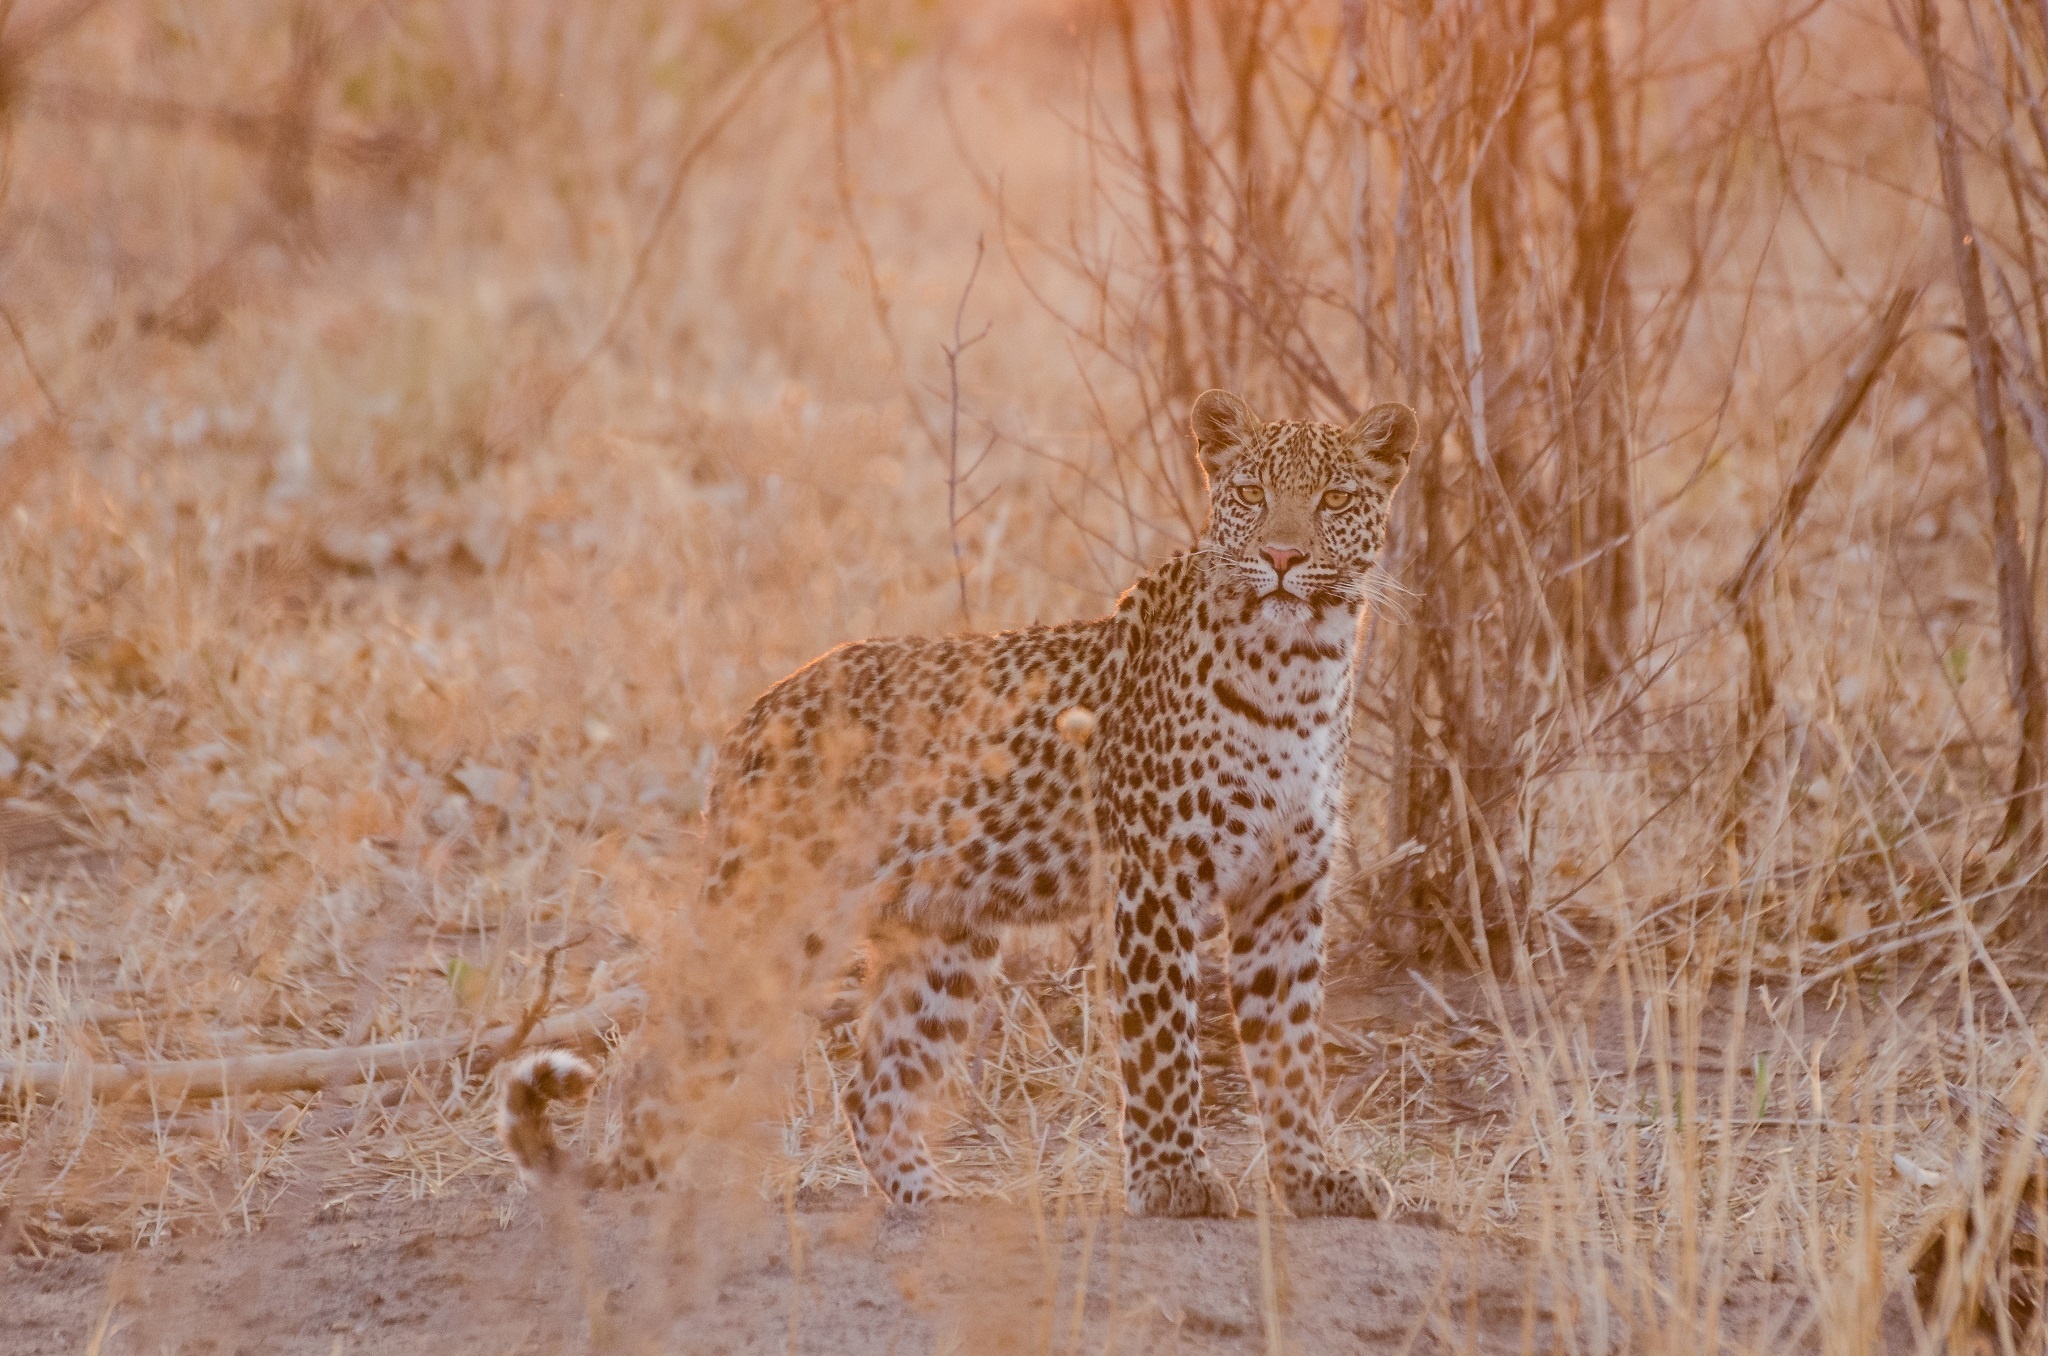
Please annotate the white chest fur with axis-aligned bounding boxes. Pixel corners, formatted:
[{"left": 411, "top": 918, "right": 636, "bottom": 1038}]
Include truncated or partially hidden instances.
[{"left": 1195, "top": 605, "right": 1357, "bottom": 900}]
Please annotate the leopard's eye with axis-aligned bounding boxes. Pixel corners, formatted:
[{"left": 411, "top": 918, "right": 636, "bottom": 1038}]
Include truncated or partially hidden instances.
[
  {"left": 1234, "top": 485, "right": 1266, "bottom": 507},
  {"left": 1320, "top": 490, "right": 1355, "bottom": 511}
]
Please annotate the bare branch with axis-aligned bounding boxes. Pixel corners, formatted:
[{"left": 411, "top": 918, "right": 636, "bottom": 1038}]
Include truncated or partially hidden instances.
[{"left": 3, "top": 990, "right": 644, "bottom": 1105}]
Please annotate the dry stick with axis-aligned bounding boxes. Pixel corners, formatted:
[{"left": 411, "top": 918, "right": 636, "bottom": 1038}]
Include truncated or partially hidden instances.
[
  {"left": 0, "top": 303, "right": 62, "bottom": 419},
  {"left": 1217, "top": 0, "right": 1270, "bottom": 378},
  {"left": 1245, "top": 17, "right": 1342, "bottom": 270},
  {"left": 1108, "top": 0, "right": 1192, "bottom": 402},
  {"left": 468, "top": 933, "right": 578, "bottom": 1079},
  {"left": 1724, "top": 288, "right": 1920, "bottom": 606},
  {"left": 1990, "top": 0, "right": 2048, "bottom": 386},
  {"left": 24, "top": 81, "right": 434, "bottom": 182},
  {"left": 1915, "top": 0, "right": 2048, "bottom": 855},
  {"left": 1563, "top": 0, "right": 1640, "bottom": 687},
  {"left": 941, "top": 236, "right": 994, "bottom": 627},
  {"left": 1717, "top": 287, "right": 1920, "bottom": 829},
  {"left": 0, "top": 988, "right": 644, "bottom": 1104},
  {"left": 258, "top": 2, "right": 329, "bottom": 231},
  {"left": 1167, "top": 0, "right": 1215, "bottom": 389},
  {"left": 1453, "top": 178, "right": 1489, "bottom": 469},
  {"left": 1339, "top": 0, "right": 1376, "bottom": 391}
]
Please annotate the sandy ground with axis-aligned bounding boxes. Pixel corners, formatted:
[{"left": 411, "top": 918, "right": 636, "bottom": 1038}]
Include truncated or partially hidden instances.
[
  {"left": 5, "top": 1182, "right": 1580, "bottom": 1355},
  {"left": 3, "top": 966, "right": 1937, "bottom": 1355}
]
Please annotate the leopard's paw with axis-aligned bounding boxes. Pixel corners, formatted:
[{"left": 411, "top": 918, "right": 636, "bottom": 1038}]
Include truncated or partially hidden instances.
[
  {"left": 1281, "top": 1166, "right": 1389, "bottom": 1219},
  {"left": 1127, "top": 1164, "right": 1239, "bottom": 1218}
]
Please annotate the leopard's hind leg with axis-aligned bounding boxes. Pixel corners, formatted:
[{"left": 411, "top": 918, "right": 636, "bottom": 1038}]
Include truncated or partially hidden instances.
[{"left": 842, "top": 924, "right": 1002, "bottom": 1205}]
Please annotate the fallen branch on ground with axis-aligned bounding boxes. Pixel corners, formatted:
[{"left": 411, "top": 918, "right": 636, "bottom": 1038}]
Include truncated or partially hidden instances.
[{"left": 0, "top": 988, "right": 644, "bottom": 1105}]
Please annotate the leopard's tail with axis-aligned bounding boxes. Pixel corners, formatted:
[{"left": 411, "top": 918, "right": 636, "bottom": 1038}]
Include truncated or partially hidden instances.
[{"left": 497, "top": 1049, "right": 598, "bottom": 1186}]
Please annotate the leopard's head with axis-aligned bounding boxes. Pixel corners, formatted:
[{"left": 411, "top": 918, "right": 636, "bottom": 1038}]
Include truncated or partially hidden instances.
[{"left": 1191, "top": 389, "right": 1417, "bottom": 613}]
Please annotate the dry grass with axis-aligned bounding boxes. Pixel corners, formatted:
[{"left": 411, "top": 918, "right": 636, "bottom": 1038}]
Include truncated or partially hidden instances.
[{"left": 5, "top": 0, "right": 2048, "bottom": 1350}]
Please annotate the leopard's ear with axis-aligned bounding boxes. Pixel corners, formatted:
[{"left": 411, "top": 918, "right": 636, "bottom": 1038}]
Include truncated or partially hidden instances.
[
  {"left": 1345, "top": 401, "right": 1418, "bottom": 490},
  {"left": 1191, "top": 390, "right": 1262, "bottom": 481}
]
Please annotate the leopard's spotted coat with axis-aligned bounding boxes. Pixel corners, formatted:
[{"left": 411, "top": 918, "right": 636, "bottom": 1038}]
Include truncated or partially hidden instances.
[{"left": 501, "top": 390, "right": 1417, "bottom": 1218}]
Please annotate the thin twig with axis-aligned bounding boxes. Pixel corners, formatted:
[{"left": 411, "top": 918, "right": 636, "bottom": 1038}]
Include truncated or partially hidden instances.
[
  {"left": 471, "top": 933, "right": 581, "bottom": 1077},
  {"left": 1722, "top": 288, "right": 1922, "bottom": 610},
  {"left": 1718, "top": 287, "right": 1920, "bottom": 829},
  {"left": 942, "top": 236, "right": 993, "bottom": 626},
  {"left": 0, "top": 303, "right": 62, "bottom": 419}
]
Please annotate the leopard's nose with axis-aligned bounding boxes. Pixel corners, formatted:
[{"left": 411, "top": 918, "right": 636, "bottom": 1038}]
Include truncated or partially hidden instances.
[{"left": 1263, "top": 545, "right": 1305, "bottom": 575}]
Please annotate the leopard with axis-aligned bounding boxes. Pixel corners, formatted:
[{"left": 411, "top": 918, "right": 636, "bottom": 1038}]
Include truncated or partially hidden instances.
[{"left": 499, "top": 388, "right": 1418, "bottom": 1219}]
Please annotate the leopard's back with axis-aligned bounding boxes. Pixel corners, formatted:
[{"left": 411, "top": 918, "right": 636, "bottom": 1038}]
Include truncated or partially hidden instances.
[{"left": 701, "top": 615, "right": 1128, "bottom": 934}]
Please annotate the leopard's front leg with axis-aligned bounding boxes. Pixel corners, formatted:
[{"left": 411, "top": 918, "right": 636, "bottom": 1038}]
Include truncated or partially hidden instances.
[
  {"left": 1112, "top": 867, "right": 1237, "bottom": 1218},
  {"left": 1227, "top": 854, "right": 1382, "bottom": 1217}
]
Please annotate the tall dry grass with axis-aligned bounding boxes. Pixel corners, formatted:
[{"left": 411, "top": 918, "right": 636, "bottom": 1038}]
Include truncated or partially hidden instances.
[{"left": 2, "top": 0, "right": 2048, "bottom": 1349}]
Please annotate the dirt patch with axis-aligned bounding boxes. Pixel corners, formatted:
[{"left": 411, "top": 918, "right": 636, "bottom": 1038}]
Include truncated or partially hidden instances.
[{"left": 5, "top": 1184, "right": 1566, "bottom": 1355}]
